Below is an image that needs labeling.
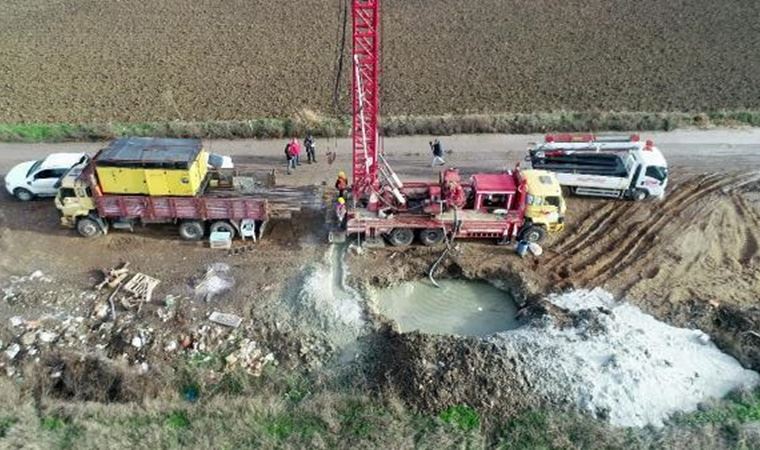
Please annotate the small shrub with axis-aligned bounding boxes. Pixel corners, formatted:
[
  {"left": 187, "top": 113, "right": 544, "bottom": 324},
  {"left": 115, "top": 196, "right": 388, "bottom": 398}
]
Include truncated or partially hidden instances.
[
  {"left": 439, "top": 404, "right": 480, "bottom": 432},
  {"left": 165, "top": 410, "right": 191, "bottom": 429},
  {"left": 0, "top": 416, "right": 18, "bottom": 438}
]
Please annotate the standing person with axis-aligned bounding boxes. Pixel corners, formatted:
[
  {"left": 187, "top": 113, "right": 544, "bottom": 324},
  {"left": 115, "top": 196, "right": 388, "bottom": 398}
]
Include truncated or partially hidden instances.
[
  {"left": 430, "top": 138, "right": 446, "bottom": 166},
  {"left": 285, "top": 141, "right": 297, "bottom": 174},
  {"left": 304, "top": 134, "right": 316, "bottom": 164},
  {"left": 335, "top": 197, "right": 347, "bottom": 229},
  {"left": 335, "top": 171, "right": 348, "bottom": 199},
  {"left": 290, "top": 138, "right": 302, "bottom": 166}
]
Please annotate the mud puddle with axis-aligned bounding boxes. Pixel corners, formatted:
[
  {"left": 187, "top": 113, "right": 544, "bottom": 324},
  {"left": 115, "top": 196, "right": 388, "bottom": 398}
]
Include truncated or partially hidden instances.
[{"left": 373, "top": 280, "right": 520, "bottom": 336}]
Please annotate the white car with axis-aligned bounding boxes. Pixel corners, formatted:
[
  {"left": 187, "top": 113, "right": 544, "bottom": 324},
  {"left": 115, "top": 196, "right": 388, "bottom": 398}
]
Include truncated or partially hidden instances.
[{"left": 4, "top": 153, "right": 88, "bottom": 201}]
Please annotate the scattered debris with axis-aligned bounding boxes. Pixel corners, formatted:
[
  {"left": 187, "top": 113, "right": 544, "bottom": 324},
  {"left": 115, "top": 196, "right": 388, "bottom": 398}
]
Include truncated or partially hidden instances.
[
  {"left": 39, "top": 331, "right": 58, "bottom": 344},
  {"left": 95, "top": 262, "right": 130, "bottom": 291},
  {"left": 194, "top": 263, "right": 235, "bottom": 302},
  {"left": 224, "top": 339, "right": 275, "bottom": 376},
  {"left": 209, "top": 312, "right": 243, "bottom": 328},
  {"left": 5, "top": 344, "right": 20, "bottom": 360},
  {"left": 122, "top": 272, "right": 161, "bottom": 305},
  {"left": 209, "top": 231, "right": 233, "bottom": 249}
]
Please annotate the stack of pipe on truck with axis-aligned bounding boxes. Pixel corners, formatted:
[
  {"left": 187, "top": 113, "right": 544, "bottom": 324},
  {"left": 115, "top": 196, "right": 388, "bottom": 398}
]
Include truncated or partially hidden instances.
[
  {"left": 527, "top": 134, "right": 669, "bottom": 201},
  {"left": 55, "top": 137, "right": 268, "bottom": 240}
]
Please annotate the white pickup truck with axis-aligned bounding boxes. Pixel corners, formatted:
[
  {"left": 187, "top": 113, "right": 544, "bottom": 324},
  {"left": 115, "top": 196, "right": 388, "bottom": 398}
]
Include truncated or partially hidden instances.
[{"left": 527, "top": 134, "right": 668, "bottom": 201}]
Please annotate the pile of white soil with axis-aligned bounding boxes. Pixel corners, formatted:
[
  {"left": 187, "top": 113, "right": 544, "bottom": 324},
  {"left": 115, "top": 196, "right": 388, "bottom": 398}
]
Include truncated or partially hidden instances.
[{"left": 491, "top": 288, "right": 759, "bottom": 427}]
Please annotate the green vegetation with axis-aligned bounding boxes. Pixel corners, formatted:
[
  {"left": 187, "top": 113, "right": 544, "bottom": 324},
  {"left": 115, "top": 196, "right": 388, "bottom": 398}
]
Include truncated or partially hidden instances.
[
  {"left": 40, "top": 414, "right": 84, "bottom": 450},
  {"left": 1, "top": 110, "right": 758, "bottom": 143},
  {"left": 674, "top": 389, "right": 760, "bottom": 427},
  {"left": 0, "top": 416, "right": 18, "bottom": 438},
  {"left": 439, "top": 404, "right": 481, "bottom": 432},
  {"left": 6, "top": 364, "right": 760, "bottom": 449}
]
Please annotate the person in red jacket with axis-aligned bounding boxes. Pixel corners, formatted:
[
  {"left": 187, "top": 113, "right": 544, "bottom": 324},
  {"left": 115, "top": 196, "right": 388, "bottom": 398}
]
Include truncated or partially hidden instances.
[
  {"left": 290, "top": 138, "right": 302, "bottom": 166},
  {"left": 286, "top": 141, "right": 298, "bottom": 174}
]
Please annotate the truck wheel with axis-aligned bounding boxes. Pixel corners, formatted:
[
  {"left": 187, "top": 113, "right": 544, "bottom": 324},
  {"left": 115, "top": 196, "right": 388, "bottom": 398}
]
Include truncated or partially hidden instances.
[
  {"left": 519, "top": 225, "right": 546, "bottom": 243},
  {"left": 179, "top": 220, "right": 205, "bottom": 241},
  {"left": 77, "top": 217, "right": 102, "bottom": 238},
  {"left": 388, "top": 228, "right": 414, "bottom": 246},
  {"left": 14, "top": 188, "right": 33, "bottom": 202},
  {"left": 632, "top": 189, "right": 648, "bottom": 202},
  {"left": 210, "top": 221, "right": 236, "bottom": 239},
  {"left": 419, "top": 228, "right": 444, "bottom": 246}
]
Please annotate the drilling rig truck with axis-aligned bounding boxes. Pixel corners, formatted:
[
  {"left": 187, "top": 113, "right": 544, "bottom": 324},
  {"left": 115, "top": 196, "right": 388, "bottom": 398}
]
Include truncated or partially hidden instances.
[{"left": 335, "top": 0, "right": 565, "bottom": 246}]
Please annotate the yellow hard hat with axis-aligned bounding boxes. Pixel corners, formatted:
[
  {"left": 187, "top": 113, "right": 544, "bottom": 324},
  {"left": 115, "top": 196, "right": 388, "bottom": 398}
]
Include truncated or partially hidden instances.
[
  {"left": 338, "top": 171, "right": 346, "bottom": 178},
  {"left": 337, "top": 197, "right": 345, "bottom": 204}
]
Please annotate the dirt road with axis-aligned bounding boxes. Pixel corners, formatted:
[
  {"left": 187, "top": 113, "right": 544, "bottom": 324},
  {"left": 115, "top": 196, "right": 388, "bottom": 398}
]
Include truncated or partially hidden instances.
[{"left": 0, "top": 128, "right": 758, "bottom": 181}]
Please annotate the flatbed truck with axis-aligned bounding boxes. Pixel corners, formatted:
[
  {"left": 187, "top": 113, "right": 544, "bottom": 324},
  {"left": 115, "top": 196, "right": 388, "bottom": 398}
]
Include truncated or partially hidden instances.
[{"left": 55, "top": 138, "right": 269, "bottom": 240}]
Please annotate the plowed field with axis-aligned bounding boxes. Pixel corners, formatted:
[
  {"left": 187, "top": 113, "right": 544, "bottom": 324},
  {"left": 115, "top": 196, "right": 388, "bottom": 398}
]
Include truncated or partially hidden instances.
[{"left": 1, "top": 0, "right": 759, "bottom": 122}]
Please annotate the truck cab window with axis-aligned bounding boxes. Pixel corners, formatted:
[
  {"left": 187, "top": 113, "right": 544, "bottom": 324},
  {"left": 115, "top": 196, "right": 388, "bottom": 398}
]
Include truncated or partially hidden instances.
[
  {"left": 545, "top": 196, "right": 561, "bottom": 207},
  {"left": 59, "top": 188, "right": 76, "bottom": 199},
  {"left": 645, "top": 166, "right": 668, "bottom": 182},
  {"left": 483, "top": 194, "right": 506, "bottom": 209}
]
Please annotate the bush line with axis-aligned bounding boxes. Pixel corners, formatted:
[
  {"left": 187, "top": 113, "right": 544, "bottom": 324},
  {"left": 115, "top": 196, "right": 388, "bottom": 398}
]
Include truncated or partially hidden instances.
[{"left": 1, "top": 111, "right": 759, "bottom": 143}]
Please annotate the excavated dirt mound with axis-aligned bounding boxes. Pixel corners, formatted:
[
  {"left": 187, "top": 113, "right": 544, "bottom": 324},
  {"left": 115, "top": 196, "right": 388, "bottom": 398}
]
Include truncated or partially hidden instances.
[{"left": 1, "top": 0, "right": 759, "bottom": 121}]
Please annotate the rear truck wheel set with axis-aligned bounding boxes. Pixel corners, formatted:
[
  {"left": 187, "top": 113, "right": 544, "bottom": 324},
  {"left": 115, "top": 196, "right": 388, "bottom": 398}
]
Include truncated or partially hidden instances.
[
  {"left": 419, "top": 228, "right": 445, "bottom": 246},
  {"left": 387, "top": 228, "right": 415, "bottom": 246},
  {"left": 178, "top": 220, "right": 205, "bottom": 241}
]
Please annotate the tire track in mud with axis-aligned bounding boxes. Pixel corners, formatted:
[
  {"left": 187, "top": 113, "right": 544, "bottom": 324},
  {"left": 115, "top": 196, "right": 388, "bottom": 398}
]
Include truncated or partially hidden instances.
[
  {"left": 554, "top": 172, "right": 760, "bottom": 289},
  {"left": 550, "top": 173, "right": 722, "bottom": 260},
  {"left": 589, "top": 173, "right": 760, "bottom": 281},
  {"left": 732, "top": 194, "right": 760, "bottom": 265}
]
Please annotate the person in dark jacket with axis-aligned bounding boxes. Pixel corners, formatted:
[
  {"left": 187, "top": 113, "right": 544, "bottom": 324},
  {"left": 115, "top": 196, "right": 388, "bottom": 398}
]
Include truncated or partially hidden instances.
[
  {"left": 430, "top": 138, "right": 446, "bottom": 166},
  {"left": 304, "top": 134, "right": 317, "bottom": 163}
]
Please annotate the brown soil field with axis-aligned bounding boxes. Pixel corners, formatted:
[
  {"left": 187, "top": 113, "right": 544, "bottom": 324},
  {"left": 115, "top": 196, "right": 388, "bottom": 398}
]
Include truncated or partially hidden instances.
[{"left": 1, "top": 0, "right": 759, "bottom": 123}]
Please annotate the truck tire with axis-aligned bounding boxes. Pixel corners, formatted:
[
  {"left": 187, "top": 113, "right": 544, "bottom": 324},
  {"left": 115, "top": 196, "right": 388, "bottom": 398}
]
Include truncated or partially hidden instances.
[
  {"left": 419, "top": 228, "right": 444, "bottom": 246},
  {"left": 14, "top": 188, "right": 33, "bottom": 202},
  {"left": 179, "top": 220, "right": 205, "bottom": 241},
  {"left": 519, "top": 225, "right": 546, "bottom": 243},
  {"left": 387, "top": 228, "right": 414, "bottom": 246},
  {"left": 210, "top": 221, "right": 236, "bottom": 239},
  {"left": 632, "top": 189, "right": 648, "bottom": 202},
  {"left": 77, "top": 217, "right": 102, "bottom": 238}
]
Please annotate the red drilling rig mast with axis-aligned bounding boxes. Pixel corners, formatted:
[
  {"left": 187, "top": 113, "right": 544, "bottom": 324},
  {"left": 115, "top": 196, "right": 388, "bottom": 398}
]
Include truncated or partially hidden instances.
[{"left": 351, "top": 0, "right": 380, "bottom": 201}]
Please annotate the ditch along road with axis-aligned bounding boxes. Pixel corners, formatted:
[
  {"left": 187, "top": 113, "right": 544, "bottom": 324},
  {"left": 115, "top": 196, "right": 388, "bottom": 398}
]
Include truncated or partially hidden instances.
[{"left": 0, "top": 128, "right": 759, "bottom": 418}]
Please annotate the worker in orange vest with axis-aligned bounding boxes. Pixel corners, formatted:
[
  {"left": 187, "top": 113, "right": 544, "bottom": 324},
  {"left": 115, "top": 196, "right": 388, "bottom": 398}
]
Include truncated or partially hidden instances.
[{"left": 335, "top": 171, "right": 348, "bottom": 199}]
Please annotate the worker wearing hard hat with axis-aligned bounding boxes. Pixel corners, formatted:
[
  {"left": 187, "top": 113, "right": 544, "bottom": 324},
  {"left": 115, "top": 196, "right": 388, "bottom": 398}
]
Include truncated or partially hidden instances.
[
  {"left": 335, "top": 197, "right": 347, "bottom": 229},
  {"left": 335, "top": 171, "right": 348, "bottom": 199}
]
